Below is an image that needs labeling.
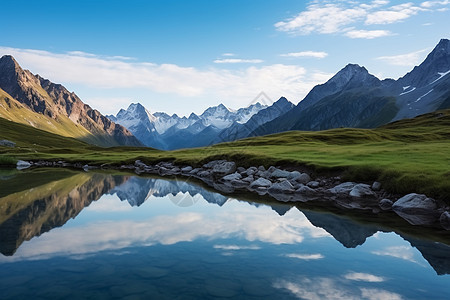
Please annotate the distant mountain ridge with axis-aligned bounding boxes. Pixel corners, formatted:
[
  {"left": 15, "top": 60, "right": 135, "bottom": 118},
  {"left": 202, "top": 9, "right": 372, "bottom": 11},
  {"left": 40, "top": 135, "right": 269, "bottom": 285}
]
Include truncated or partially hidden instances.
[
  {"left": 107, "top": 101, "right": 291, "bottom": 150},
  {"left": 0, "top": 55, "right": 142, "bottom": 147}
]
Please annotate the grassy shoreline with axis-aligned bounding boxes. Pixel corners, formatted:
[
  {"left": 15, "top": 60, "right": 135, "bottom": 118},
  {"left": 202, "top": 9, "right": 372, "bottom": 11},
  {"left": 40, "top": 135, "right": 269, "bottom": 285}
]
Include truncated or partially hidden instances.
[{"left": 1, "top": 110, "right": 449, "bottom": 201}]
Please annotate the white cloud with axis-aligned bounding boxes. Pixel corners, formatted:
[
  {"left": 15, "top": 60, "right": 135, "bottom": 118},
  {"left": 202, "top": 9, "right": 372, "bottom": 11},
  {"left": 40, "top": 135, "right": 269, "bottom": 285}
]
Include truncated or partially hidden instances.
[
  {"left": 0, "top": 47, "right": 330, "bottom": 113},
  {"left": 275, "top": 0, "right": 448, "bottom": 38},
  {"left": 421, "top": 0, "right": 450, "bottom": 8},
  {"left": 222, "top": 53, "right": 235, "bottom": 57},
  {"left": 213, "top": 58, "right": 264, "bottom": 64},
  {"left": 365, "top": 3, "right": 424, "bottom": 25},
  {"left": 280, "top": 51, "right": 328, "bottom": 59},
  {"left": 285, "top": 253, "right": 324, "bottom": 260},
  {"left": 345, "top": 29, "right": 393, "bottom": 39},
  {"left": 274, "top": 3, "right": 367, "bottom": 35},
  {"left": 344, "top": 272, "right": 385, "bottom": 282},
  {"left": 376, "top": 48, "right": 430, "bottom": 66}
]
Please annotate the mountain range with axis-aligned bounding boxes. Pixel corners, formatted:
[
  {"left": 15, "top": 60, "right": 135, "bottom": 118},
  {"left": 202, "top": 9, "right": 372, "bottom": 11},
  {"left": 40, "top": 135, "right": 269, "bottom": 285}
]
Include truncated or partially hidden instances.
[
  {"left": 0, "top": 39, "right": 449, "bottom": 149},
  {"left": 107, "top": 39, "right": 450, "bottom": 150}
]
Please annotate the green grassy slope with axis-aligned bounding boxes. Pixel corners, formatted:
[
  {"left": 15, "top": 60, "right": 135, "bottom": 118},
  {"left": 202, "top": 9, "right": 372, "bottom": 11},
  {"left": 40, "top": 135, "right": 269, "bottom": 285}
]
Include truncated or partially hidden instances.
[{"left": 1, "top": 109, "right": 449, "bottom": 200}]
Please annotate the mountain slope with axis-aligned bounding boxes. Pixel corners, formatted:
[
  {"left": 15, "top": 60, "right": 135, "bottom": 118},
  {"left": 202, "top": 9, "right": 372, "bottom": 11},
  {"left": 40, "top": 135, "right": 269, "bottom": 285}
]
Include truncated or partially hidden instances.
[
  {"left": 216, "top": 97, "right": 294, "bottom": 142},
  {"left": 0, "top": 55, "right": 142, "bottom": 147}
]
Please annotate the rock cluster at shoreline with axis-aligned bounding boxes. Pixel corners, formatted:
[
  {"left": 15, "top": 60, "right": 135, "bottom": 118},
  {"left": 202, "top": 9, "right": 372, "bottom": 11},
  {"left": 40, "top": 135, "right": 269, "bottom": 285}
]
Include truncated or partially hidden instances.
[{"left": 17, "top": 159, "right": 450, "bottom": 230}]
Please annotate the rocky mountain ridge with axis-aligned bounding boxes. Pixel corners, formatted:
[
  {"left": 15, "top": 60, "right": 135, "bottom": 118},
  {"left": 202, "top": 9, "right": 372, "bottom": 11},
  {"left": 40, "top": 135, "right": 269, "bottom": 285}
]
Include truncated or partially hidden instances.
[{"left": 0, "top": 55, "right": 142, "bottom": 147}]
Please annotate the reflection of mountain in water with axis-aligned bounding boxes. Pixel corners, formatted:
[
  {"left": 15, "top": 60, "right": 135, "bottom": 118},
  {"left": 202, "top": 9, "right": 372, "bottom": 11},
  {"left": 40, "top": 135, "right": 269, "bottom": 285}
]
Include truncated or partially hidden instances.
[
  {"left": 405, "top": 236, "right": 450, "bottom": 275},
  {"left": 0, "top": 173, "right": 127, "bottom": 256},
  {"left": 1, "top": 172, "right": 450, "bottom": 275},
  {"left": 110, "top": 177, "right": 229, "bottom": 207},
  {"left": 302, "top": 211, "right": 378, "bottom": 248}
]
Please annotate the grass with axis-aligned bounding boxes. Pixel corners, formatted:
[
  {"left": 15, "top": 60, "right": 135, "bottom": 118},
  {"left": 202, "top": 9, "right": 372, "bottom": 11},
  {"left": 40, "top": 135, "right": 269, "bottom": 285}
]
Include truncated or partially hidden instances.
[
  {"left": 0, "top": 155, "right": 17, "bottom": 166},
  {"left": 1, "top": 109, "right": 449, "bottom": 201}
]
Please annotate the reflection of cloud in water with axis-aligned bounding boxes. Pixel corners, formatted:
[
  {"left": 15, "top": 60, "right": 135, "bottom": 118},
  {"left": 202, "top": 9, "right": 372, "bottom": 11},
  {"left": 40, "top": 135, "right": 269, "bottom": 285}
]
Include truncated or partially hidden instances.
[
  {"left": 213, "top": 244, "right": 261, "bottom": 250},
  {"left": 86, "top": 194, "right": 133, "bottom": 212},
  {"left": 371, "top": 246, "right": 418, "bottom": 263},
  {"left": 274, "top": 277, "right": 403, "bottom": 300},
  {"left": 284, "top": 253, "right": 324, "bottom": 260},
  {"left": 344, "top": 272, "right": 385, "bottom": 282},
  {"left": 0, "top": 205, "right": 329, "bottom": 262}
]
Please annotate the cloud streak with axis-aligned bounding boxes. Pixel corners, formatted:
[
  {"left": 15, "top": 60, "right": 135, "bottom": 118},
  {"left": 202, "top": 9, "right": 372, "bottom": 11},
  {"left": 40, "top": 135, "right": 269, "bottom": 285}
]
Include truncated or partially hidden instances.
[
  {"left": 280, "top": 51, "right": 328, "bottom": 58},
  {"left": 376, "top": 48, "right": 431, "bottom": 66}
]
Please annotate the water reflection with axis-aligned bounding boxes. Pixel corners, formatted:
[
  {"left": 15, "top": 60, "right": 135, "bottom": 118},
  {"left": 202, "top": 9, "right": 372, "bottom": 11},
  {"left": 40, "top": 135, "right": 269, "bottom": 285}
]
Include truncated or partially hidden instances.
[{"left": 0, "top": 169, "right": 450, "bottom": 284}]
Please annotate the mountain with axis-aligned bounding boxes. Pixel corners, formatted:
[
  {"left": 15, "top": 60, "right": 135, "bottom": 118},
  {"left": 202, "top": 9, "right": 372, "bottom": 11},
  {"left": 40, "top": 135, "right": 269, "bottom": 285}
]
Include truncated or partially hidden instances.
[
  {"left": 0, "top": 55, "right": 142, "bottom": 147},
  {"left": 108, "top": 102, "right": 267, "bottom": 150},
  {"left": 253, "top": 39, "right": 450, "bottom": 136}
]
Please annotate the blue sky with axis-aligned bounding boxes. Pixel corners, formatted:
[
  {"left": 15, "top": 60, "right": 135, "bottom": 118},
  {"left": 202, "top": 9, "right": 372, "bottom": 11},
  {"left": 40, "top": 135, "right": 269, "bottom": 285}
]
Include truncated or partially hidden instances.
[{"left": 1, "top": 0, "right": 449, "bottom": 116}]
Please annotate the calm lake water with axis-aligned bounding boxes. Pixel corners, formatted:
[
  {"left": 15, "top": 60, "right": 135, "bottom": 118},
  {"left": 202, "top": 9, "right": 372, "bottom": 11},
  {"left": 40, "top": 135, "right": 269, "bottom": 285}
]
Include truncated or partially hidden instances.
[{"left": 1, "top": 168, "right": 450, "bottom": 299}]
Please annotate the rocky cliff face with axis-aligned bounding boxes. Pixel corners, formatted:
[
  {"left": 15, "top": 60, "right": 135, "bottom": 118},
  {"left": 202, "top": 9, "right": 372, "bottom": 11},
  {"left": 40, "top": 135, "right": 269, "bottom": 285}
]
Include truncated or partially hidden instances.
[{"left": 0, "top": 55, "right": 142, "bottom": 147}]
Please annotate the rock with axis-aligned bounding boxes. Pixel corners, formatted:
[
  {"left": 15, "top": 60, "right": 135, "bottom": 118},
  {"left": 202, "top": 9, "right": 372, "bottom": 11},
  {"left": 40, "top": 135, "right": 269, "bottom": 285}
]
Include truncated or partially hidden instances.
[
  {"left": 328, "top": 182, "right": 357, "bottom": 195},
  {"left": 392, "top": 193, "right": 440, "bottom": 226},
  {"left": 258, "top": 166, "right": 265, "bottom": 171},
  {"left": 349, "top": 184, "right": 376, "bottom": 198},
  {"left": 246, "top": 167, "right": 258, "bottom": 176},
  {"left": 197, "top": 170, "right": 211, "bottom": 178},
  {"left": 307, "top": 181, "right": 320, "bottom": 188},
  {"left": 379, "top": 199, "right": 393, "bottom": 210},
  {"left": 0, "top": 139, "right": 15, "bottom": 147},
  {"left": 83, "top": 164, "right": 90, "bottom": 172},
  {"left": 212, "top": 161, "right": 236, "bottom": 176},
  {"left": 295, "top": 185, "right": 317, "bottom": 196},
  {"left": 296, "top": 173, "right": 311, "bottom": 184},
  {"left": 203, "top": 160, "right": 226, "bottom": 169},
  {"left": 249, "top": 177, "right": 272, "bottom": 188},
  {"left": 440, "top": 212, "right": 450, "bottom": 230},
  {"left": 393, "top": 193, "right": 438, "bottom": 211},
  {"left": 237, "top": 167, "right": 246, "bottom": 173},
  {"left": 189, "top": 168, "right": 202, "bottom": 175},
  {"left": 268, "top": 180, "right": 295, "bottom": 193},
  {"left": 16, "top": 160, "right": 31, "bottom": 170},
  {"left": 285, "top": 171, "right": 300, "bottom": 181},
  {"left": 242, "top": 175, "right": 254, "bottom": 183},
  {"left": 222, "top": 172, "right": 242, "bottom": 181},
  {"left": 372, "top": 181, "right": 381, "bottom": 191},
  {"left": 134, "top": 160, "right": 147, "bottom": 169},
  {"left": 181, "top": 166, "right": 193, "bottom": 173},
  {"left": 270, "top": 168, "right": 291, "bottom": 178},
  {"left": 230, "top": 179, "right": 248, "bottom": 187}
]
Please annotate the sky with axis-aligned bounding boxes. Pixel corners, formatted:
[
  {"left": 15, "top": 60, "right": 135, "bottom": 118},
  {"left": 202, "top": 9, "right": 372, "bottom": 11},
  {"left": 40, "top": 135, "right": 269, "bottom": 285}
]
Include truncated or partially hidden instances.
[{"left": 1, "top": 0, "right": 449, "bottom": 116}]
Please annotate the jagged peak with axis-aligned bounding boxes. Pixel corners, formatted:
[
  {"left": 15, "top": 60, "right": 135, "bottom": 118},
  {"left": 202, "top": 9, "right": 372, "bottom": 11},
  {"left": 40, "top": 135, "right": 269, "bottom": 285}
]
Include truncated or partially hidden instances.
[{"left": 0, "top": 55, "right": 23, "bottom": 75}]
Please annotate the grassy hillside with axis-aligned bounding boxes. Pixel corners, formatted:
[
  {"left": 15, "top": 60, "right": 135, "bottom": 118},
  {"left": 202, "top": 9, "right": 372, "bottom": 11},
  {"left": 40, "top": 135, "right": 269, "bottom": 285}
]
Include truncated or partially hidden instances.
[
  {"left": 0, "top": 88, "right": 130, "bottom": 146},
  {"left": 1, "top": 109, "right": 449, "bottom": 200}
]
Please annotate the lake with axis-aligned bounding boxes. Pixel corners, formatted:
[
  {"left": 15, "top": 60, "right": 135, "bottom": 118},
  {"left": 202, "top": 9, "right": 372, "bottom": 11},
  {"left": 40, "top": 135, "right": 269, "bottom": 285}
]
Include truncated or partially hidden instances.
[{"left": 1, "top": 168, "right": 450, "bottom": 299}]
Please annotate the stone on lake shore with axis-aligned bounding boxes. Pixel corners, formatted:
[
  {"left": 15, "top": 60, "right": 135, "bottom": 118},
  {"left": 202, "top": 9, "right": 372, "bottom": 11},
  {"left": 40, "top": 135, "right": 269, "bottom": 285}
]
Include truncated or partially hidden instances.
[{"left": 249, "top": 177, "right": 272, "bottom": 188}]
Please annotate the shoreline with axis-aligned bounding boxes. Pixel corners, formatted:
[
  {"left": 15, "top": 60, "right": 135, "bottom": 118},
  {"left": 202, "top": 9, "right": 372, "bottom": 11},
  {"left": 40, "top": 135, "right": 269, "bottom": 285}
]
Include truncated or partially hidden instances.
[{"left": 13, "top": 158, "right": 450, "bottom": 231}]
